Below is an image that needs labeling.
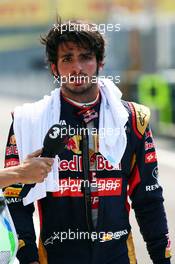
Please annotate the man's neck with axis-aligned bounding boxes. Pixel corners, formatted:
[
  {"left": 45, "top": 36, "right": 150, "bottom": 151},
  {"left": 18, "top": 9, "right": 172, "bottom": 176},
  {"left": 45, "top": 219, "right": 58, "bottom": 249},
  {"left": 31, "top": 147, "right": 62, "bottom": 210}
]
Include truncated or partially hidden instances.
[{"left": 64, "top": 93, "right": 100, "bottom": 107}]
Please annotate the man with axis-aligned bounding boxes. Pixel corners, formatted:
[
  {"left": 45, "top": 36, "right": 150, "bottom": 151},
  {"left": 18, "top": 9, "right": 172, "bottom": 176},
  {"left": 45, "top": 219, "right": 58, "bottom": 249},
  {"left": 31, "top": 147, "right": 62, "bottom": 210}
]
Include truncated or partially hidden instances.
[{"left": 4, "top": 19, "right": 171, "bottom": 264}]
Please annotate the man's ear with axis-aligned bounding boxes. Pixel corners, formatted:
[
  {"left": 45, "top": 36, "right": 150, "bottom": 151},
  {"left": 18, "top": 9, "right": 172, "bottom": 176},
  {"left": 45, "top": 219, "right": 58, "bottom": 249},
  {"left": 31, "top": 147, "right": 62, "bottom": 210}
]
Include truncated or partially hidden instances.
[
  {"left": 51, "top": 63, "right": 58, "bottom": 77},
  {"left": 98, "top": 61, "right": 104, "bottom": 71}
]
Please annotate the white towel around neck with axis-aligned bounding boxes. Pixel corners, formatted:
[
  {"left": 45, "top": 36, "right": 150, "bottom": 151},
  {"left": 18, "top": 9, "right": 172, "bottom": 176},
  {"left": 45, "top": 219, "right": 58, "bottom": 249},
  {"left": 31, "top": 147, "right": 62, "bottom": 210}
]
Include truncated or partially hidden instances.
[
  {"left": 13, "top": 78, "right": 128, "bottom": 205},
  {"left": 98, "top": 78, "right": 129, "bottom": 168},
  {"left": 14, "top": 89, "right": 61, "bottom": 205}
]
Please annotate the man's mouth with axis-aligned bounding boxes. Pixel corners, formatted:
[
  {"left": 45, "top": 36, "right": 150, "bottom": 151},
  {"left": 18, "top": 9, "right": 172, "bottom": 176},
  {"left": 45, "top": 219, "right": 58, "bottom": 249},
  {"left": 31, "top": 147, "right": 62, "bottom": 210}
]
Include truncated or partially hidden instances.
[{"left": 70, "top": 75, "right": 87, "bottom": 85}]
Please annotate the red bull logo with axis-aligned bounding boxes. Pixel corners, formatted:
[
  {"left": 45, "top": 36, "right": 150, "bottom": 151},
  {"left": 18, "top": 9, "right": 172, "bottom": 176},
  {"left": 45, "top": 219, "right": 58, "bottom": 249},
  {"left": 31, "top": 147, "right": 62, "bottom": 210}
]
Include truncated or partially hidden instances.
[
  {"left": 58, "top": 155, "right": 121, "bottom": 171},
  {"left": 66, "top": 135, "right": 82, "bottom": 154}
]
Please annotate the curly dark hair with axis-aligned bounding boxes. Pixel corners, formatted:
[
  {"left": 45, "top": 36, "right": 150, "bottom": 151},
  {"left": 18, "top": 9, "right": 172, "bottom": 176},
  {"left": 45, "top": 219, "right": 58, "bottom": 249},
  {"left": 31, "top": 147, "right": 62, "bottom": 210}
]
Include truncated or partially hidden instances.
[{"left": 41, "top": 17, "right": 105, "bottom": 67}]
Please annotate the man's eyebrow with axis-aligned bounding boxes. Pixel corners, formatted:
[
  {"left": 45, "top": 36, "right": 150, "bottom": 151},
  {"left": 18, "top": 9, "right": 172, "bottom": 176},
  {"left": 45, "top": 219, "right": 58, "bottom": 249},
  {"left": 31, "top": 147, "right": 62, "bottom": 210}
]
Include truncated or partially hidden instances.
[
  {"left": 60, "top": 52, "right": 73, "bottom": 58},
  {"left": 80, "top": 51, "right": 93, "bottom": 56},
  {"left": 59, "top": 51, "right": 94, "bottom": 58}
]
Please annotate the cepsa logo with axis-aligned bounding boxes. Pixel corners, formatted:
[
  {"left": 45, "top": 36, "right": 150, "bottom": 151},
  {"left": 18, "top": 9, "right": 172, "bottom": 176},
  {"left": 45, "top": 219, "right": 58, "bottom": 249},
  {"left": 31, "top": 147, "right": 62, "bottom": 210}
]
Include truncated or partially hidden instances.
[
  {"left": 5, "top": 158, "right": 19, "bottom": 167},
  {"left": 52, "top": 178, "right": 122, "bottom": 197},
  {"left": 145, "top": 151, "right": 157, "bottom": 164}
]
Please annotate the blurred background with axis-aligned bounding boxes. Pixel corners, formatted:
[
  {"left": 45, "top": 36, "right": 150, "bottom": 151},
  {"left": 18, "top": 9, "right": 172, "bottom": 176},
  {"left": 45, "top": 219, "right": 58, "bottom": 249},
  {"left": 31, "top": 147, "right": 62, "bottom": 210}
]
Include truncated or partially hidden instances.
[
  {"left": 0, "top": 0, "right": 175, "bottom": 263},
  {"left": 1, "top": 0, "right": 175, "bottom": 136}
]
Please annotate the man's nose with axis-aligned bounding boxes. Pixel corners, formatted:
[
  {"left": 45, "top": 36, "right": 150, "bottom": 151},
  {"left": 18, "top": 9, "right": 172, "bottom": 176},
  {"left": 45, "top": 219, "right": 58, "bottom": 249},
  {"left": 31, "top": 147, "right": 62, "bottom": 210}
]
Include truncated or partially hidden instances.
[{"left": 71, "top": 61, "right": 83, "bottom": 74}]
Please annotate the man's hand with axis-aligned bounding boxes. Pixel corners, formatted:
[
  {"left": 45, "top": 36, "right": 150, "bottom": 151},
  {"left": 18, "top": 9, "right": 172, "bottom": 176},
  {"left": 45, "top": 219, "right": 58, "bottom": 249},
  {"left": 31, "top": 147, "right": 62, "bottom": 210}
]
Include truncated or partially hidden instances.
[
  {"left": 0, "top": 149, "right": 54, "bottom": 188},
  {"left": 29, "top": 262, "right": 39, "bottom": 264},
  {"left": 16, "top": 149, "right": 54, "bottom": 184}
]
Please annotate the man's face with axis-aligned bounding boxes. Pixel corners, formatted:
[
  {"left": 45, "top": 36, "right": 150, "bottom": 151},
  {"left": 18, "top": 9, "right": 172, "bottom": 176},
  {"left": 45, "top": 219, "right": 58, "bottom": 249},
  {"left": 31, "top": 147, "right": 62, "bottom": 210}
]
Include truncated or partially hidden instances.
[{"left": 54, "top": 42, "right": 100, "bottom": 96}]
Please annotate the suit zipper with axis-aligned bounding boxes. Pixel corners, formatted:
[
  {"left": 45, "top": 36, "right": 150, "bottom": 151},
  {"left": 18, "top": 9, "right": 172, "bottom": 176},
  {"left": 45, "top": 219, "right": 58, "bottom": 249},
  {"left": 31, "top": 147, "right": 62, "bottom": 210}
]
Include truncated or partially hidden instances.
[{"left": 81, "top": 123, "right": 93, "bottom": 234}]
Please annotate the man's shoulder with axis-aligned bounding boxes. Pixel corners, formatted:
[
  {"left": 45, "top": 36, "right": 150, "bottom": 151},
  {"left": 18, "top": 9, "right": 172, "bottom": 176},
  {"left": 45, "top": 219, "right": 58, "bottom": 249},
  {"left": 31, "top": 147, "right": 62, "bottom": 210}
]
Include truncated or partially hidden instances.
[
  {"left": 122, "top": 100, "right": 151, "bottom": 139},
  {"left": 13, "top": 88, "right": 60, "bottom": 120},
  {"left": 13, "top": 95, "right": 52, "bottom": 121}
]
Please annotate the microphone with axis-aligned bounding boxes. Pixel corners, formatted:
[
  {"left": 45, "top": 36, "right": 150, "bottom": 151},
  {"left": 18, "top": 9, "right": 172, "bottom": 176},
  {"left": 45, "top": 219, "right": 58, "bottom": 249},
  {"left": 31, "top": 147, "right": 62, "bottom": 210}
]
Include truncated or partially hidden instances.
[{"left": 19, "top": 124, "right": 69, "bottom": 198}]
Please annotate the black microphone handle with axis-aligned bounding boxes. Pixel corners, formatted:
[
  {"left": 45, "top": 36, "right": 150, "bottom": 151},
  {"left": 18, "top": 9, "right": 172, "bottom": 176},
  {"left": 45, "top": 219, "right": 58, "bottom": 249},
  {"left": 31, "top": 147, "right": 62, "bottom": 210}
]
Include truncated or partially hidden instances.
[
  {"left": 19, "top": 149, "right": 55, "bottom": 199},
  {"left": 19, "top": 123, "right": 70, "bottom": 199}
]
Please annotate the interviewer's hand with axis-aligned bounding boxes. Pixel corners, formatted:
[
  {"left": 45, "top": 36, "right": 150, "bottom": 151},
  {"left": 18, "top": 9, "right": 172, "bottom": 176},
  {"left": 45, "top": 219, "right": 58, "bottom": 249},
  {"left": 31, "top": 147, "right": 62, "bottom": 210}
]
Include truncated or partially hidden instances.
[{"left": 16, "top": 149, "right": 54, "bottom": 184}]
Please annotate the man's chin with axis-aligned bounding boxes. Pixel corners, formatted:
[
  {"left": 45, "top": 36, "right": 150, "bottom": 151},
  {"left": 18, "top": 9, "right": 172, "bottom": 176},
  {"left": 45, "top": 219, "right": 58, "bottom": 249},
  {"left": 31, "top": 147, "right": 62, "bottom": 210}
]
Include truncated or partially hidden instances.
[{"left": 65, "top": 84, "right": 92, "bottom": 94}]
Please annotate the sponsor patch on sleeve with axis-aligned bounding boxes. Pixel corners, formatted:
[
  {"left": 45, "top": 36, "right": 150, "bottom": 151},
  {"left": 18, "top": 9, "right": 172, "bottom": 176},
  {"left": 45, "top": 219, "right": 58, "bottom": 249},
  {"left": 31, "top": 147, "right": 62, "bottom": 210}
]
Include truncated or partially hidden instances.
[
  {"left": 129, "top": 102, "right": 151, "bottom": 139},
  {"left": 18, "top": 239, "right": 25, "bottom": 250},
  {"left": 165, "top": 235, "right": 172, "bottom": 258},
  {"left": 145, "top": 151, "right": 157, "bottom": 163},
  {"left": 4, "top": 187, "right": 22, "bottom": 198},
  {"left": 5, "top": 158, "right": 19, "bottom": 167}
]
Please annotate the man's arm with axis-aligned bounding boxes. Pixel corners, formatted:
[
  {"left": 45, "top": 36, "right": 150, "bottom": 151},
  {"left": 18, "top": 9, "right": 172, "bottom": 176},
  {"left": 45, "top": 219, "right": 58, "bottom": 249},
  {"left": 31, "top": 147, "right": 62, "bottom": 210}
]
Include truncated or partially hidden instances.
[
  {"left": 3, "top": 123, "right": 39, "bottom": 264},
  {"left": 128, "top": 126, "right": 171, "bottom": 264},
  {"left": 0, "top": 149, "right": 53, "bottom": 188}
]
